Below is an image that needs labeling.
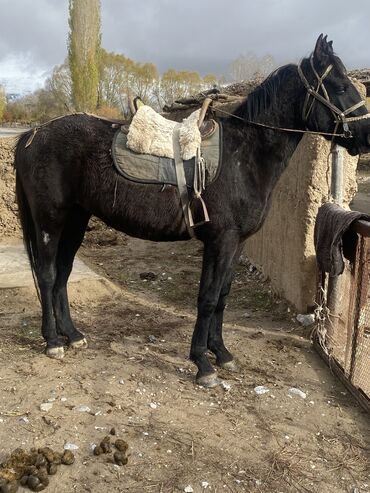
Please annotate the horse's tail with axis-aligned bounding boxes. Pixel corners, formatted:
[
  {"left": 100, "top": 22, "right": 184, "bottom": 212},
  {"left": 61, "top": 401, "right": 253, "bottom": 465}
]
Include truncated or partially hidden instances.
[{"left": 14, "top": 132, "right": 41, "bottom": 298}]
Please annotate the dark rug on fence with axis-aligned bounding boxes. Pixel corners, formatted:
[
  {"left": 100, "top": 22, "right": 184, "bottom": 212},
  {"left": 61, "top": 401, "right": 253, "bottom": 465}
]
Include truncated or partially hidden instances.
[{"left": 314, "top": 202, "right": 370, "bottom": 275}]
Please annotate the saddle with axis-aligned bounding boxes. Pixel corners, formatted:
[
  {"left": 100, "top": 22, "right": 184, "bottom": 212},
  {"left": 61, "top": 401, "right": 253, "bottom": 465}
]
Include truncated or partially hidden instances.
[
  {"left": 199, "top": 119, "right": 217, "bottom": 139},
  {"left": 112, "top": 99, "right": 219, "bottom": 235},
  {"left": 125, "top": 104, "right": 216, "bottom": 160},
  {"left": 112, "top": 121, "right": 220, "bottom": 185}
]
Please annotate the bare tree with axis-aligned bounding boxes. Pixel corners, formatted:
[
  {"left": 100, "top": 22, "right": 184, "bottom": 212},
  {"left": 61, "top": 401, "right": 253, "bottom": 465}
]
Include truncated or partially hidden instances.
[
  {"left": 47, "top": 61, "right": 73, "bottom": 112},
  {"left": 228, "top": 53, "right": 277, "bottom": 81},
  {"left": 0, "top": 85, "right": 6, "bottom": 121}
]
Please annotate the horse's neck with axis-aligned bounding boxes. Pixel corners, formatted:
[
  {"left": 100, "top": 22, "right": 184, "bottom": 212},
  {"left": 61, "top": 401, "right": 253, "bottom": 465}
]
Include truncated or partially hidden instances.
[
  {"left": 231, "top": 107, "right": 302, "bottom": 163},
  {"left": 253, "top": 126, "right": 302, "bottom": 189},
  {"left": 252, "top": 87, "right": 303, "bottom": 130},
  {"left": 236, "top": 75, "right": 304, "bottom": 185},
  {"left": 222, "top": 116, "right": 302, "bottom": 205},
  {"left": 265, "top": 130, "right": 302, "bottom": 185}
]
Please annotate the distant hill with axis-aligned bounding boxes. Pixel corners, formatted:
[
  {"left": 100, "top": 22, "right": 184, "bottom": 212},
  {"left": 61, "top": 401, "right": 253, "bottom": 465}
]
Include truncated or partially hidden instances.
[{"left": 6, "top": 93, "right": 21, "bottom": 102}]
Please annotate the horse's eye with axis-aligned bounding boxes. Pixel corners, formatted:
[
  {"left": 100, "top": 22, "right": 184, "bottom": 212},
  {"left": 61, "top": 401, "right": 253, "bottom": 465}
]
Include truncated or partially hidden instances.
[{"left": 337, "top": 88, "right": 346, "bottom": 95}]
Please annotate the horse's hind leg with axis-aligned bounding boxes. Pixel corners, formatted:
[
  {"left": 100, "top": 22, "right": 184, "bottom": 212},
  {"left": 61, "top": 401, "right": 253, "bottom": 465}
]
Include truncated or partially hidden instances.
[
  {"left": 34, "top": 228, "right": 65, "bottom": 359},
  {"left": 53, "top": 206, "right": 91, "bottom": 348}
]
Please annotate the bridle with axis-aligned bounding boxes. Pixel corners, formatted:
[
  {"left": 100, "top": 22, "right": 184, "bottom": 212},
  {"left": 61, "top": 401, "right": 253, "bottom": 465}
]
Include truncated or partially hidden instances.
[{"left": 297, "top": 55, "right": 370, "bottom": 139}]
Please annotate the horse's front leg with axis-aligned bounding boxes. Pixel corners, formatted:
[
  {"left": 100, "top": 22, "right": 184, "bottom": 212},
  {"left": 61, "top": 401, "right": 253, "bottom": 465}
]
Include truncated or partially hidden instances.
[
  {"left": 207, "top": 243, "right": 244, "bottom": 372},
  {"left": 190, "top": 232, "right": 239, "bottom": 387},
  {"left": 207, "top": 275, "right": 237, "bottom": 371}
]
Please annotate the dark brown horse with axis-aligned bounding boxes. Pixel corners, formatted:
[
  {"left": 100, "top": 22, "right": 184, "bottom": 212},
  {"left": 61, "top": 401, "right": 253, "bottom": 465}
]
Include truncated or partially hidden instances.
[{"left": 14, "top": 35, "right": 370, "bottom": 386}]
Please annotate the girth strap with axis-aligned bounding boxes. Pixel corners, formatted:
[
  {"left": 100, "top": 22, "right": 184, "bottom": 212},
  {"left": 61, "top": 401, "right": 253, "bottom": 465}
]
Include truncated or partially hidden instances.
[
  {"left": 172, "top": 124, "right": 211, "bottom": 238},
  {"left": 173, "top": 124, "right": 195, "bottom": 238},
  {"left": 188, "top": 148, "right": 210, "bottom": 229}
]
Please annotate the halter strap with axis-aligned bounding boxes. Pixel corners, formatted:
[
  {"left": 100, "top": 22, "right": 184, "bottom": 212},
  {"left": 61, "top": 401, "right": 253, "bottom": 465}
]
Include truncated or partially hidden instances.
[{"left": 297, "top": 55, "right": 370, "bottom": 138}]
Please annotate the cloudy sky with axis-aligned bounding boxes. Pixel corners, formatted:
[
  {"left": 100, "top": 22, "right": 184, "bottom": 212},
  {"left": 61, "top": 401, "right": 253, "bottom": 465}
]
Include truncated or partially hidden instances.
[{"left": 0, "top": 0, "right": 369, "bottom": 94}]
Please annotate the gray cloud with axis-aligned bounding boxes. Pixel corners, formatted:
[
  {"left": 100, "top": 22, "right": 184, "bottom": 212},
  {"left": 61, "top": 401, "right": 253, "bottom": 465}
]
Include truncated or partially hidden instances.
[
  {"left": 0, "top": 0, "right": 369, "bottom": 92},
  {"left": 100, "top": 0, "right": 370, "bottom": 71},
  {"left": 0, "top": 0, "right": 68, "bottom": 66}
]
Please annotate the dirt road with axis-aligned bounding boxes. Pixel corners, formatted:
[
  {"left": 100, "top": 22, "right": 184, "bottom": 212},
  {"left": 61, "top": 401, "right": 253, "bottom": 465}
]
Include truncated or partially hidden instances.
[{"left": 0, "top": 127, "right": 29, "bottom": 138}]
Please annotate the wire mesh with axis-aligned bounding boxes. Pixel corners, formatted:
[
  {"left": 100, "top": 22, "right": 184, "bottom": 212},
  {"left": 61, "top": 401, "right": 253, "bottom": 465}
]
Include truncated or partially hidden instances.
[
  {"left": 317, "top": 235, "right": 370, "bottom": 405},
  {"left": 349, "top": 238, "right": 370, "bottom": 397}
]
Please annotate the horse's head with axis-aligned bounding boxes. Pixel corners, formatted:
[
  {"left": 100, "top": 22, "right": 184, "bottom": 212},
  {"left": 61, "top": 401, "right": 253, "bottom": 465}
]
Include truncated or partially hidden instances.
[{"left": 298, "top": 34, "right": 370, "bottom": 155}]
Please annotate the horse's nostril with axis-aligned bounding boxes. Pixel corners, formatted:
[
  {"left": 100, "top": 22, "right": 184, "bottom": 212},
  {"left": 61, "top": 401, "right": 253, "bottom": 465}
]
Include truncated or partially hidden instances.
[{"left": 367, "top": 134, "right": 370, "bottom": 146}]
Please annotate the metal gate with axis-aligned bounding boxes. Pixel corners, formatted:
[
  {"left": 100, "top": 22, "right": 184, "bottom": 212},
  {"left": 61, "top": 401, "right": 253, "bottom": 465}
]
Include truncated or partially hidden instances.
[{"left": 315, "top": 220, "right": 370, "bottom": 413}]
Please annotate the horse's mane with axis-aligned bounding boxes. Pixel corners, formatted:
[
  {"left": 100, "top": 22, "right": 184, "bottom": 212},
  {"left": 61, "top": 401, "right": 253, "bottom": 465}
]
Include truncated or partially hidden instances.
[
  {"left": 234, "top": 51, "right": 346, "bottom": 122},
  {"left": 233, "top": 63, "right": 298, "bottom": 121}
]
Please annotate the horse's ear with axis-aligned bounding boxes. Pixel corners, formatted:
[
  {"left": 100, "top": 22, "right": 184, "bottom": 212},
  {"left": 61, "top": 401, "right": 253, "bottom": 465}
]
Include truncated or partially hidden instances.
[{"left": 313, "top": 34, "right": 333, "bottom": 67}]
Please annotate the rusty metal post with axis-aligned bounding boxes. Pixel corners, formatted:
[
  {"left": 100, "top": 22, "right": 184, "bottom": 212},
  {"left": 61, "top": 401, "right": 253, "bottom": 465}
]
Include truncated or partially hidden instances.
[
  {"left": 331, "top": 144, "right": 344, "bottom": 206},
  {"left": 326, "top": 145, "right": 345, "bottom": 342}
]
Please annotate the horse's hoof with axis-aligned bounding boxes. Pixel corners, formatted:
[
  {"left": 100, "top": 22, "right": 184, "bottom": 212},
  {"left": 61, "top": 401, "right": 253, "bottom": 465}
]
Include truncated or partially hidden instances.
[
  {"left": 219, "top": 360, "right": 239, "bottom": 372},
  {"left": 196, "top": 372, "right": 221, "bottom": 388},
  {"left": 45, "top": 346, "right": 65, "bottom": 359},
  {"left": 70, "top": 337, "right": 88, "bottom": 349}
]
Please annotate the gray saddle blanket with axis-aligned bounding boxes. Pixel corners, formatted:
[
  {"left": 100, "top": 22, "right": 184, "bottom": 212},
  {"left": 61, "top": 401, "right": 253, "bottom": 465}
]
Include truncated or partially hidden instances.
[{"left": 112, "top": 122, "right": 221, "bottom": 187}]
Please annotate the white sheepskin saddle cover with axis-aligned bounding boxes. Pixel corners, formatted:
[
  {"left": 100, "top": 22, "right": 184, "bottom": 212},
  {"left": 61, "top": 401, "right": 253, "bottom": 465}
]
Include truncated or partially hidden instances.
[{"left": 126, "top": 105, "right": 201, "bottom": 160}]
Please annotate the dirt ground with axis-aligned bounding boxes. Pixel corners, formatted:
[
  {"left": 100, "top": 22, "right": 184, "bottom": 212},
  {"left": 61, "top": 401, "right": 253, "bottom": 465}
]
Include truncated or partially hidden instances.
[{"left": 0, "top": 220, "right": 369, "bottom": 493}]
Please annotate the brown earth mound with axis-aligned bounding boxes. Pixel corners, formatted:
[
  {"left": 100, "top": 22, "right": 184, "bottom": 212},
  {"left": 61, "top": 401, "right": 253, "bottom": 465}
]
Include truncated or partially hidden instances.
[
  {"left": 0, "top": 137, "right": 20, "bottom": 238},
  {"left": 0, "top": 136, "right": 122, "bottom": 242}
]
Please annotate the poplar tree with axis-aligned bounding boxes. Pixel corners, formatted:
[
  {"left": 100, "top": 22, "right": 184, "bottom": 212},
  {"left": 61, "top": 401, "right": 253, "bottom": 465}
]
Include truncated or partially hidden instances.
[
  {"left": 68, "top": 0, "right": 101, "bottom": 112},
  {"left": 0, "top": 86, "right": 6, "bottom": 121}
]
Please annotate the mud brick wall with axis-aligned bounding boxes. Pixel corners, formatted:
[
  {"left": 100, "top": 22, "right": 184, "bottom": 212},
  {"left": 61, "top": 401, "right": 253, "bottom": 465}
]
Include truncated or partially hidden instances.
[{"left": 244, "top": 134, "right": 358, "bottom": 312}]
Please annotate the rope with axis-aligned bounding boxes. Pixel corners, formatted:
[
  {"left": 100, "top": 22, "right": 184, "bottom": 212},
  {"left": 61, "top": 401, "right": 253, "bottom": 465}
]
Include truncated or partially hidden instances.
[
  {"left": 25, "top": 111, "right": 123, "bottom": 148},
  {"left": 213, "top": 106, "right": 349, "bottom": 138},
  {"left": 312, "top": 273, "right": 331, "bottom": 355}
]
